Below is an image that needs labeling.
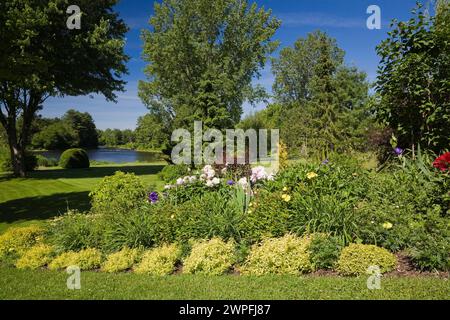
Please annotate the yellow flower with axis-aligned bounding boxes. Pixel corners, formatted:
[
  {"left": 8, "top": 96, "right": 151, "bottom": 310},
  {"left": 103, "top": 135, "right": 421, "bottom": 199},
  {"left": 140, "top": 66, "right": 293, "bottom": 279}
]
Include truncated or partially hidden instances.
[
  {"left": 282, "top": 187, "right": 288, "bottom": 192},
  {"left": 247, "top": 209, "right": 252, "bottom": 214},
  {"left": 382, "top": 222, "right": 393, "bottom": 230},
  {"left": 306, "top": 172, "right": 318, "bottom": 180},
  {"left": 170, "top": 214, "right": 175, "bottom": 219},
  {"left": 281, "top": 194, "right": 291, "bottom": 202},
  {"left": 249, "top": 202, "right": 253, "bottom": 207}
]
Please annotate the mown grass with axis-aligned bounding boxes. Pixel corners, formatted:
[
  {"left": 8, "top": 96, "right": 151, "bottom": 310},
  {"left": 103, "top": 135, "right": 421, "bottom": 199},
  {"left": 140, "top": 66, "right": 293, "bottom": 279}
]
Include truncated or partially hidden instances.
[
  {"left": 0, "top": 163, "right": 165, "bottom": 233},
  {"left": 0, "top": 267, "right": 448, "bottom": 300}
]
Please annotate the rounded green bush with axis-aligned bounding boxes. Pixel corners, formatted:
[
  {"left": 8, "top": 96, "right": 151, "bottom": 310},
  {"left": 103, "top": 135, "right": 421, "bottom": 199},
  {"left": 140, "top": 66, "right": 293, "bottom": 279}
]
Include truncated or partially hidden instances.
[
  {"left": 183, "top": 238, "right": 235, "bottom": 275},
  {"left": 36, "top": 155, "right": 58, "bottom": 167},
  {"left": 241, "top": 234, "right": 313, "bottom": 275},
  {"left": 89, "top": 171, "right": 147, "bottom": 214},
  {"left": 15, "top": 244, "right": 55, "bottom": 270},
  {"left": 102, "top": 247, "right": 141, "bottom": 273},
  {"left": 337, "top": 243, "right": 397, "bottom": 276},
  {"left": 58, "top": 148, "right": 90, "bottom": 169},
  {"left": 134, "top": 244, "right": 180, "bottom": 275}
]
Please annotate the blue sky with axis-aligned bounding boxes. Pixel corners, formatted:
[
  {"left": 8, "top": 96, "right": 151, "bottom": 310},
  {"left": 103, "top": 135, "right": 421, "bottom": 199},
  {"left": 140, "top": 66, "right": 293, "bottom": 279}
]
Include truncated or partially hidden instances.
[{"left": 42, "top": 0, "right": 421, "bottom": 129}]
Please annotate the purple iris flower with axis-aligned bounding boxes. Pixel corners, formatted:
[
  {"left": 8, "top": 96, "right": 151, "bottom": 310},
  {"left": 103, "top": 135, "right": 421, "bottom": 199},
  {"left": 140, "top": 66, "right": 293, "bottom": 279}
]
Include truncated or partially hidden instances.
[
  {"left": 394, "top": 147, "right": 404, "bottom": 156},
  {"left": 227, "top": 180, "right": 234, "bottom": 186},
  {"left": 148, "top": 192, "right": 159, "bottom": 204},
  {"left": 321, "top": 159, "right": 329, "bottom": 165}
]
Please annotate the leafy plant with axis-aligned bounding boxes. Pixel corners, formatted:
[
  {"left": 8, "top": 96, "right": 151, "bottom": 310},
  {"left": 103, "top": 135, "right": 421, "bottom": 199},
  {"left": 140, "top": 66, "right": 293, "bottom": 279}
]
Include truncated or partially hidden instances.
[
  {"left": 336, "top": 243, "right": 397, "bottom": 276},
  {"left": 134, "top": 244, "right": 181, "bottom": 275},
  {"left": 183, "top": 238, "right": 235, "bottom": 275},
  {"left": 89, "top": 171, "right": 147, "bottom": 214},
  {"left": 241, "top": 234, "right": 313, "bottom": 275},
  {"left": 15, "top": 244, "right": 55, "bottom": 270},
  {"left": 308, "top": 234, "right": 343, "bottom": 270},
  {"left": 0, "top": 226, "right": 44, "bottom": 262},
  {"left": 101, "top": 247, "right": 142, "bottom": 273}
]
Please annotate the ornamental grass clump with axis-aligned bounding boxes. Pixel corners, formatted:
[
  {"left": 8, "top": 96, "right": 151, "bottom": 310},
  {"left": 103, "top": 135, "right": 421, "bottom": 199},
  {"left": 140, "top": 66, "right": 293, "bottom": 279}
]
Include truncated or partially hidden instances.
[
  {"left": 240, "top": 234, "right": 313, "bottom": 275},
  {"left": 102, "top": 247, "right": 141, "bottom": 273},
  {"left": 183, "top": 238, "right": 235, "bottom": 275},
  {"left": 336, "top": 243, "right": 397, "bottom": 276},
  {"left": 15, "top": 244, "right": 55, "bottom": 270},
  {"left": 134, "top": 244, "right": 180, "bottom": 275}
]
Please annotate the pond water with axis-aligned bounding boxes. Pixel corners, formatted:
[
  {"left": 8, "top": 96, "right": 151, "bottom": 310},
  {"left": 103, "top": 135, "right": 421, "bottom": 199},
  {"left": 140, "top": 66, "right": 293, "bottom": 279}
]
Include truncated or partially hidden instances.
[{"left": 37, "top": 148, "right": 162, "bottom": 164}]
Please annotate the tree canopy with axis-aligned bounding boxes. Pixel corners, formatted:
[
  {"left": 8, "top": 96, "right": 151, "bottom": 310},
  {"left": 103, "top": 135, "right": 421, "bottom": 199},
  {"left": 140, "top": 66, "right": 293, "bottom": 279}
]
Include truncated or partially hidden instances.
[{"left": 138, "top": 0, "right": 281, "bottom": 131}]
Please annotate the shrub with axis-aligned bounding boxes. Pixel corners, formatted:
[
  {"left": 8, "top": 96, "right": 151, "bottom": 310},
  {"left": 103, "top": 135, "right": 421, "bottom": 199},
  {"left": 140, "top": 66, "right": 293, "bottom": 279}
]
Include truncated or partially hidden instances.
[
  {"left": 134, "top": 244, "right": 180, "bottom": 275},
  {"left": 36, "top": 155, "right": 58, "bottom": 167},
  {"left": 336, "top": 243, "right": 397, "bottom": 276},
  {"left": 183, "top": 238, "right": 235, "bottom": 275},
  {"left": 89, "top": 171, "right": 146, "bottom": 214},
  {"left": 48, "top": 251, "right": 78, "bottom": 270},
  {"left": 158, "top": 164, "right": 190, "bottom": 183},
  {"left": 49, "top": 248, "right": 102, "bottom": 271},
  {"left": 0, "top": 226, "right": 44, "bottom": 261},
  {"left": 308, "top": 234, "right": 343, "bottom": 270},
  {"left": 241, "top": 234, "right": 313, "bottom": 275},
  {"left": 15, "top": 244, "right": 55, "bottom": 270},
  {"left": 47, "top": 212, "right": 104, "bottom": 252},
  {"left": 102, "top": 247, "right": 141, "bottom": 273},
  {"left": 58, "top": 148, "right": 90, "bottom": 169}
]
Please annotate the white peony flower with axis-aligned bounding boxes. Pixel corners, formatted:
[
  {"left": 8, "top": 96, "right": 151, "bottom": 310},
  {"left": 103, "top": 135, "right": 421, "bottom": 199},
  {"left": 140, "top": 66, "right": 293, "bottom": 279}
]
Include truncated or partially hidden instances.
[
  {"left": 164, "top": 184, "right": 172, "bottom": 190},
  {"left": 205, "top": 179, "right": 214, "bottom": 187},
  {"left": 212, "top": 177, "right": 221, "bottom": 185},
  {"left": 237, "top": 177, "right": 248, "bottom": 188},
  {"left": 188, "top": 175, "right": 197, "bottom": 183},
  {"left": 250, "top": 166, "right": 267, "bottom": 182},
  {"left": 176, "top": 178, "right": 184, "bottom": 185}
]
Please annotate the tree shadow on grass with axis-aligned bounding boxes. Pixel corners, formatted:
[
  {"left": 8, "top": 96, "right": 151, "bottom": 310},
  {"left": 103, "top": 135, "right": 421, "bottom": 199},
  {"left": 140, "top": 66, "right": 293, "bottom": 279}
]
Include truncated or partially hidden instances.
[
  {"left": 0, "top": 191, "right": 90, "bottom": 224},
  {"left": 0, "top": 164, "right": 166, "bottom": 181}
]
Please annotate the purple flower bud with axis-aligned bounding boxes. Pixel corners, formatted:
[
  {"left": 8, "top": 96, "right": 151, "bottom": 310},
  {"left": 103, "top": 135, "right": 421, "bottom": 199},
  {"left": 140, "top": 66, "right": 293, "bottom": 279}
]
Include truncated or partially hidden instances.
[
  {"left": 148, "top": 192, "right": 159, "bottom": 204},
  {"left": 394, "top": 147, "right": 404, "bottom": 156},
  {"left": 227, "top": 180, "right": 234, "bottom": 186},
  {"left": 321, "top": 159, "right": 329, "bottom": 165}
]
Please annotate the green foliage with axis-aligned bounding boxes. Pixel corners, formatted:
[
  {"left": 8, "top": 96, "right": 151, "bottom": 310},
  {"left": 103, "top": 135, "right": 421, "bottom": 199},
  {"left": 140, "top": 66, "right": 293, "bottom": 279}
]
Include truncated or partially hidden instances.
[
  {"left": 0, "top": 226, "right": 44, "bottom": 261},
  {"left": 134, "top": 113, "right": 170, "bottom": 150},
  {"left": 15, "top": 244, "right": 55, "bottom": 270},
  {"left": 49, "top": 248, "right": 103, "bottom": 271},
  {"left": 32, "top": 121, "right": 78, "bottom": 150},
  {"left": 36, "top": 155, "right": 58, "bottom": 167},
  {"left": 272, "top": 31, "right": 371, "bottom": 157},
  {"left": 375, "top": 1, "right": 450, "bottom": 152},
  {"left": 48, "top": 251, "right": 78, "bottom": 271},
  {"left": 183, "top": 238, "right": 235, "bottom": 275},
  {"left": 337, "top": 244, "right": 397, "bottom": 276},
  {"left": 58, "top": 148, "right": 90, "bottom": 169},
  {"left": 89, "top": 171, "right": 147, "bottom": 214},
  {"left": 135, "top": 244, "right": 181, "bottom": 275},
  {"left": 101, "top": 247, "right": 141, "bottom": 273},
  {"left": 308, "top": 234, "right": 343, "bottom": 270},
  {"left": 241, "top": 234, "right": 313, "bottom": 275},
  {"left": 158, "top": 164, "right": 190, "bottom": 183},
  {"left": 47, "top": 212, "right": 104, "bottom": 252},
  {"left": 139, "top": 0, "right": 280, "bottom": 132}
]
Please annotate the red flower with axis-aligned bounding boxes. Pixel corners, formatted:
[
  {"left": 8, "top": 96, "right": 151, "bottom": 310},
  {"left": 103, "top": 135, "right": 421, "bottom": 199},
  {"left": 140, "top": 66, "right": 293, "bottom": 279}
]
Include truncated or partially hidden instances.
[{"left": 433, "top": 152, "right": 450, "bottom": 172}]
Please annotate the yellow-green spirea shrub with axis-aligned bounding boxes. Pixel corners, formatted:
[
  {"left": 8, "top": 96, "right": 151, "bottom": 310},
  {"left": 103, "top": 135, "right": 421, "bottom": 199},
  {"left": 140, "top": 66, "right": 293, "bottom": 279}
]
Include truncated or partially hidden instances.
[
  {"left": 15, "top": 244, "right": 55, "bottom": 270},
  {"left": 102, "top": 247, "right": 141, "bottom": 273},
  {"left": 183, "top": 238, "right": 235, "bottom": 275},
  {"left": 134, "top": 244, "right": 180, "bottom": 275},
  {"left": 337, "top": 243, "right": 397, "bottom": 276},
  {"left": 0, "top": 226, "right": 44, "bottom": 260},
  {"left": 48, "top": 248, "right": 102, "bottom": 271},
  {"left": 48, "top": 251, "right": 78, "bottom": 270},
  {"left": 241, "top": 234, "right": 313, "bottom": 275}
]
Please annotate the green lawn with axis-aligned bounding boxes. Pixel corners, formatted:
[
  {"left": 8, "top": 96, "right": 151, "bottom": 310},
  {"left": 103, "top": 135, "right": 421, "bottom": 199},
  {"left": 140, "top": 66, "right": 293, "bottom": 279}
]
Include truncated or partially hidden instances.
[
  {"left": 0, "top": 163, "right": 165, "bottom": 233},
  {"left": 0, "top": 267, "right": 448, "bottom": 300}
]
